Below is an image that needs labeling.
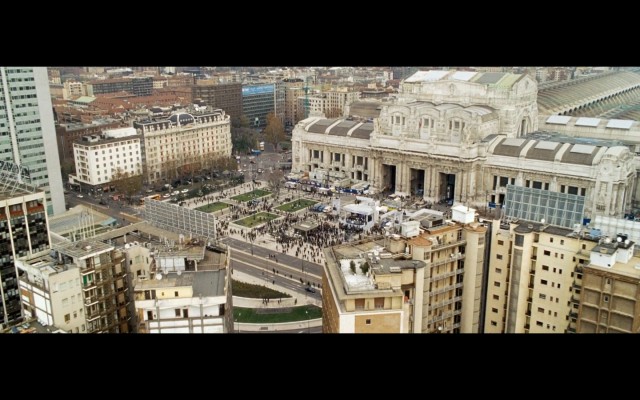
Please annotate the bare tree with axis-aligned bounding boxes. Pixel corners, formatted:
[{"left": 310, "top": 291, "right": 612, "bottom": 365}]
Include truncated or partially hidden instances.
[
  {"left": 111, "top": 167, "right": 143, "bottom": 204},
  {"left": 263, "top": 112, "right": 285, "bottom": 152},
  {"left": 266, "top": 169, "right": 284, "bottom": 199}
]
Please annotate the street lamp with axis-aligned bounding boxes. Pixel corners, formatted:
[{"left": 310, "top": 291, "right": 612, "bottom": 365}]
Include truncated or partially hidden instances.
[
  {"left": 305, "top": 310, "right": 310, "bottom": 334},
  {"left": 237, "top": 312, "right": 242, "bottom": 333}
]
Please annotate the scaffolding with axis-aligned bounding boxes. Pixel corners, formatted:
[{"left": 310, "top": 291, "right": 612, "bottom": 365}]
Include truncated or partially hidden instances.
[{"left": 0, "top": 160, "right": 37, "bottom": 196}]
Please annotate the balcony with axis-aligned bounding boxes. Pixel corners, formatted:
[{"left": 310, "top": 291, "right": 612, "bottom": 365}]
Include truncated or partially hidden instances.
[
  {"left": 575, "top": 265, "right": 583, "bottom": 274},
  {"left": 428, "top": 296, "right": 463, "bottom": 311},
  {"left": 566, "top": 326, "right": 576, "bottom": 333},
  {"left": 429, "top": 282, "right": 464, "bottom": 297},
  {"left": 431, "top": 239, "right": 466, "bottom": 251},
  {"left": 430, "top": 268, "right": 465, "bottom": 282},
  {"left": 571, "top": 296, "right": 581, "bottom": 304},
  {"left": 569, "top": 311, "right": 578, "bottom": 319},
  {"left": 431, "top": 254, "right": 466, "bottom": 268}
]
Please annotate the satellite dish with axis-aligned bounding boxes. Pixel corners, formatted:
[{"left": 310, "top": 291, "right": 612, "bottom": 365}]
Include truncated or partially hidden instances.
[{"left": 155, "top": 272, "right": 163, "bottom": 280}]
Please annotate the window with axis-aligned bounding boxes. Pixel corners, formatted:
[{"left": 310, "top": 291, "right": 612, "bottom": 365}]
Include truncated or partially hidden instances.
[
  {"left": 605, "top": 278, "right": 611, "bottom": 285},
  {"left": 494, "top": 281, "right": 501, "bottom": 287},
  {"left": 492, "top": 308, "right": 498, "bottom": 313},
  {"left": 560, "top": 239, "right": 564, "bottom": 245},
  {"left": 541, "top": 279, "right": 548, "bottom": 285},
  {"left": 493, "top": 294, "right": 499, "bottom": 300},
  {"left": 374, "top": 297, "right": 385, "bottom": 309},
  {"left": 538, "top": 307, "right": 545, "bottom": 313},
  {"left": 515, "top": 234, "right": 524, "bottom": 246},
  {"left": 542, "top": 265, "right": 549, "bottom": 271},
  {"left": 490, "top": 321, "right": 497, "bottom": 326},
  {"left": 497, "top": 240, "right": 504, "bottom": 246},
  {"left": 536, "top": 321, "right": 543, "bottom": 327},
  {"left": 365, "top": 319, "right": 371, "bottom": 325},
  {"left": 550, "top": 237, "right": 554, "bottom": 243},
  {"left": 355, "top": 299, "right": 365, "bottom": 310},
  {"left": 64, "top": 314, "right": 70, "bottom": 323},
  {"left": 560, "top": 254, "right": 564, "bottom": 260},
  {"left": 539, "top": 293, "right": 546, "bottom": 300},
  {"left": 604, "top": 295, "right": 609, "bottom": 303},
  {"left": 544, "top": 250, "right": 551, "bottom": 256},
  {"left": 175, "top": 309, "right": 181, "bottom": 317},
  {"left": 496, "top": 254, "right": 503, "bottom": 260},
  {"left": 73, "top": 311, "right": 77, "bottom": 319},
  {"left": 174, "top": 291, "right": 179, "bottom": 297},
  {"left": 496, "top": 268, "right": 502, "bottom": 274}
]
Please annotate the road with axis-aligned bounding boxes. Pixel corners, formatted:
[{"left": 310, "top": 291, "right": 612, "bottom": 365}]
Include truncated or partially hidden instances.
[
  {"left": 225, "top": 241, "right": 323, "bottom": 302},
  {"left": 65, "top": 193, "right": 143, "bottom": 226}
]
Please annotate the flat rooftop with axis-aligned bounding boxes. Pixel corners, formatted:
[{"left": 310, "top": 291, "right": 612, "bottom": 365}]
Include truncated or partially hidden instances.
[
  {"left": 587, "top": 255, "right": 640, "bottom": 280},
  {"left": 136, "top": 270, "right": 225, "bottom": 297},
  {"left": 53, "top": 240, "right": 114, "bottom": 259}
]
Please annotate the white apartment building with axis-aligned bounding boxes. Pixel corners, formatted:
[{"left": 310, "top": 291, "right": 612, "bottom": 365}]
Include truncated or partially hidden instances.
[{"left": 72, "top": 127, "right": 142, "bottom": 186}]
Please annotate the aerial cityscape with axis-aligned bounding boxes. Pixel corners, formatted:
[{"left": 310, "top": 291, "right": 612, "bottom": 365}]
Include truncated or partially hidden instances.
[{"left": 1, "top": 66, "right": 639, "bottom": 333}]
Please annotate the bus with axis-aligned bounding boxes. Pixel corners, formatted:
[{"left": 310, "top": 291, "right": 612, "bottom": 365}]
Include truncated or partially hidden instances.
[{"left": 140, "top": 194, "right": 161, "bottom": 205}]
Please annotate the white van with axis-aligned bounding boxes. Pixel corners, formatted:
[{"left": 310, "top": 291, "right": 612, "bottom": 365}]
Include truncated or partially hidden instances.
[{"left": 284, "top": 181, "right": 298, "bottom": 189}]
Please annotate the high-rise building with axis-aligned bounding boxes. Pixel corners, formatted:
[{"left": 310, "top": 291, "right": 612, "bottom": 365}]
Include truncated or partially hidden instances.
[
  {"left": 577, "top": 234, "right": 640, "bottom": 333},
  {"left": 242, "top": 84, "right": 277, "bottom": 128},
  {"left": 323, "top": 206, "right": 488, "bottom": 333},
  {"left": 16, "top": 239, "right": 133, "bottom": 333},
  {"left": 0, "top": 67, "right": 66, "bottom": 215},
  {"left": 192, "top": 83, "right": 243, "bottom": 122},
  {"left": 0, "top": 188, "right": 51, "bottom": 329},
  {"left": 484, "top": 219, "right": 599, "bottom": 333}
]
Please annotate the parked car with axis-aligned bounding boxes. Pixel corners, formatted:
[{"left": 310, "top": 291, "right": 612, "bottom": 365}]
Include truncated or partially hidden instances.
[{"left": 305, "top": 287, "right": 317, "bottom": 294}]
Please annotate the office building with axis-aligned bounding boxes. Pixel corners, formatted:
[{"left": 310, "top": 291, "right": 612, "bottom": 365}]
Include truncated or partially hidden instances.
[
  {"left": 0, "top": 188, "right": 50, "bottom": 329},
  {"left": 0, "top": 67, "right": 66, "bottom": 215},
  {"left": 86, "top": 77, "right": 153, "bottom": 97},
  {"left": 192, "top": 83, "right": 243, "bottom": 121}
]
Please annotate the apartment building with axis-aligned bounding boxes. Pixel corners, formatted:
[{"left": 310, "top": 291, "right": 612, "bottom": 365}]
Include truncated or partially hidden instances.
[
  {"left": 323, "top": 206, "right": 488, "bottom": 333},
  {"left": 577, "top": 234, "right": 640, "bottom": 333},
  {"left": 192, "top": 83, "right": 242, "bottom": 121},
  {"left": 484, "top": 219, "right": 600, "bottom": 333},
  {"left": 71, "top": 127, "right": 142, "bottom": 187},
  {"left": 16, "top": 239, "right": 133, "bottom": 333}
]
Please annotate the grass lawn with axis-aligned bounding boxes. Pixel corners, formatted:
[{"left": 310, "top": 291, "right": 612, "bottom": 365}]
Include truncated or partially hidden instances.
[
  {"left": 196, "top": 202, "right": 231, "bottom": 213},
  {"left": 232, "top": 279, "right": 291, "bottom": 299},
  {"left": 234, "top": 212, "right": 279, "bottom": 228},
  {"left": 234, "top": 305, "right": 322, "bottom": 323},
  {"left": 276, "top": 198, "right": 317, "bottom": 212},
  {"left": 231, "top": 189, "right": 271, "bottom": 202}
]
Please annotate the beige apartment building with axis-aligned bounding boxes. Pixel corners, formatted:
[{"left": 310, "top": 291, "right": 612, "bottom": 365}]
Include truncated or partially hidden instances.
[
  {"left": 484, "top": 219, "right": 599, "bottom": 333},
  {"left": 577, "top": 235, "right": 640, "bottom": 333},
  {"left": 17, "top": 240, "right": 133, "bottom": 333},
  {"left": 323, "top": 206, "right": 488, "bottom": 333}
]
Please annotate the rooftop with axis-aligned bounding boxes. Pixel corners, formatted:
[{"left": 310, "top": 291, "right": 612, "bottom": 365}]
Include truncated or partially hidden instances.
[
  {"left": 136, "top": 270, "right": 225, "bottom": 297},
  {"left": 53, "top": 240, "right": 114, "bottom": 260}
]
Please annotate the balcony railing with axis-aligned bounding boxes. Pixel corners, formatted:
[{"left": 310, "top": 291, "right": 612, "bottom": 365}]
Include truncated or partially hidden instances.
[
  {"left": 431, "top": 239, "right": 466, "bottom": 251},
  {"left": 430, "top": 268, "right": 465, "bottom": 282}
]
